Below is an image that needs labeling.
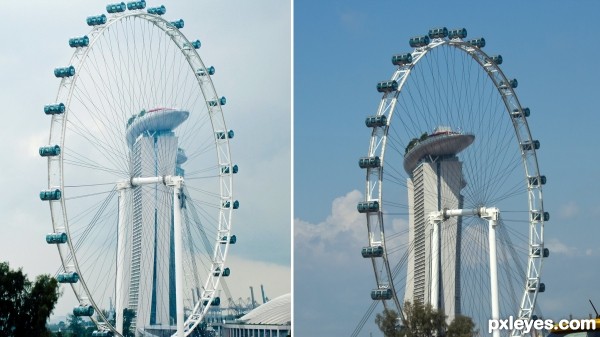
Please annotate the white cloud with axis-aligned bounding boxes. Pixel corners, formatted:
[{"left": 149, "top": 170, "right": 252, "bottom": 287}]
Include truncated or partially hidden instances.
[
  {"left": 546, "top": 237, "right": 576, "bottom": 256},
  {"left": 294, "top": 190, "right": 364, "bottom": 253},
  {"left": 543, "top": 237, "right": 597, "bottom": 257},
  {"left": 559, "top": 201, "right": 580, "bottom": 219}
]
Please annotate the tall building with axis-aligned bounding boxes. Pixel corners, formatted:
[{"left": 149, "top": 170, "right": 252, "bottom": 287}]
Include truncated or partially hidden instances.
[
  {"left": 124, "top": 108, "right": 189, "bottom": 334},
  {"left": 403, "top": 126, "right": 473, "bottom": 322}
]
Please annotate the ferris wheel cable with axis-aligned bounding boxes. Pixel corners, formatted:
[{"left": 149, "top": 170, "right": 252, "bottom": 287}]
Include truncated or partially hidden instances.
[
  {"left": 64, "top": 189, "right": 116, "bottom": 201},
  {"left": 185, "top": 198, "right": 220, "bottom": 226},
  {"left": 70, "top": 190, "right": 118, "bottom": 254},
  {"left": 72, "top": 76, "right": 130, "bottom": 167},
  {"left": 64, "top": 182, "right": 123, "bottom": 188},
  {"left": 69, "top": 64, "right": 129, "bottom": 148},
  {"left": 63, "top": 147, "right": 127, "bottom": 176},
  {"left": 63, "top": 122, "right": 128, "bottom": 173},
  {"left": 183, "top": 190, "right": 220, "bottom": 252},
  {"left": 184, "top": 185, "right": 222, "bottom": 199},
  {"left": 349, "top": 299, "right": 380, "bottom": 337},
  {"left": 183, "top": 175, "right": 220, "bottom": 181}
]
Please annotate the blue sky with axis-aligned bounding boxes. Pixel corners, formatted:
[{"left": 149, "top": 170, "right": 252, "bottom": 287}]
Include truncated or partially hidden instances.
[
  {"left": 0, "top": 0, "right": 290, "bottom": 320},
  {"left": 295, "top": 1, "right": 600, "bottom": 336}
]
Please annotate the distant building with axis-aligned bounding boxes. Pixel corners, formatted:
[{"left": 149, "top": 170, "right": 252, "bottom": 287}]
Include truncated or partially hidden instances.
[
  {"left": 221, "top": 293, "right": 291, "bottom": 337},
  {"left": 403, "top": 127, "right": 473, "bottom": 322},
  {"left": 122, "top": 108, "right": 189, "bottom": 334}
]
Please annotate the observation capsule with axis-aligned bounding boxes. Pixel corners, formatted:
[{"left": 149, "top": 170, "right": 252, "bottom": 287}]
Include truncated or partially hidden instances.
[
  {"left": 409, "top": 35, "right": 430, "bottom": 48},
  {"left": 106, "top": 2, "right": 126, "bottom": 13},
  {"left": 185, "top": 40, "right": 201, "bottom": 49},
  {"left": 365, "top": 115, "right": 387, "bottom": 128},
  {"left": 209, "top": 97, "right": 227, "bottom": 107},
  {"left": 213, "top": 267, "right": 231, "bottom": 277},
  {"left": 54, "top": 66, "right": 75, "bottom": 78},
  {"left": 528, "top": 281, "right": 545, "bottom": 293},
  {"left": 361, "top": 246, "right": 384, "bottom": 258},
  {"left": 87, "top": 14, "right": 107, "bottom": 26},
  {"left": 499, "top": 79, "right": 518, "bottom": 89},
  {"left": 203, "top": 297, "right": 221, "bottom": 306},
  {"left": 73, "top": 305, "right": 95, "bottom": 316},
  {"left": 531, "top": 211, "right": 550, "bottom": 222},
  {"left": 357, "top": 201, "right": 379, "bottom": 213},
  {"left": 532, "top": 247, "right": 550, "bottom": 258},
  {"left": 448, "top": 28, "right": 467, "bottom": 39},
  {"left": 371, "top": 288, "right": 392, "bottom": 300},
  {"left": 171, "top": 19, "right": 184, "bottom": 29},
  {"left": 467, "top": 38, "right": 486, "bottom": 48},
  {"left": 46, "top": 232, "right": 68, "bottom": 244},
  {"left": 391, "top": 53, "right": 412, "bottom": 66},
  {"left": 216, "top": 130, "right": 234, "bottom": 139},
  {"left": 223, "top": 200, "right": 240, "bottom": 209},
  {"left": 490, "top": 55, "right": 503, "bottom": 65},
  {"left": 222, "top": 235, "right": 237, "bottom": 244},
  {"left": 126, "top": 0, "right": 146, "bottom": 10},
  {"left": 92, "top": 331, "right": 114, "bottom": 337},
  {"left": 428, "top": 27, "right": 448, "bottom": 39},
  {"left": 528, "top": 175, "right": 546, "bottom": 186},
  {"left": 147, "top": 5, "right": 166, "bottom": 15},
  {"left": 376, "top": 80, "right": 398, "bottom": 93},
  {"left": 57, "top": 272, "right": 79, "bottom": 283},
  {"left": 44, "top": 103, "right": 66, "bottom": 115},
  {"left": 39, "top": 145, "right": 61, "bottom": 157},
  {"left": 358, "top": 156, "right": 380, "bottom": 169},
  {"left": 40, "top": 189, "right": 61, "bottom": 201},
  {"left": 221, "top": 164, "right": 239, "bottom": 174},
  {"left": 511, "top": 107, "right": 530, "bottom": 118},
  {"left": 197, "top": 66, "right": 215, "bottom": 76},
  {"left": 69, "top": 36, "right": 89, "bottom": 48},
  {"left": 520, "top": 140, "right": 540, "bottom": 151}
]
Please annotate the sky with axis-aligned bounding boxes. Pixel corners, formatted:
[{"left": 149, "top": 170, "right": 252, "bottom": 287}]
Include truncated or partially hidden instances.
[
  {"left": 295, "top": 1, "right": 600, "bottom": 336},
  {"left": 0, "top": 0, "right": 290, "bottom": 321}
]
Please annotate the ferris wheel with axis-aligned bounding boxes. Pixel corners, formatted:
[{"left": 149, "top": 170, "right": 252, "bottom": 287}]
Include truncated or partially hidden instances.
[
  {"left": 359, "top": 27, "right": 547, "bottom": 337},
  {"left": 40, "top": 2, "right": 237, "bottom": 336}
]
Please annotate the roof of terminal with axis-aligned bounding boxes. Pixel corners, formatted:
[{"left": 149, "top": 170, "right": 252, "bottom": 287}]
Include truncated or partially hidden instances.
[{"left": 239, "top": 293, "right": 291, "bottom": 325}]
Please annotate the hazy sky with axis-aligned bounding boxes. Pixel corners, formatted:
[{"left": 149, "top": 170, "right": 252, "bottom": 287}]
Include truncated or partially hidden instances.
[
  {"left": 0, "top": 0, "right": 290, "bottom": 320},
  {"left": 295, "top": 0, "right": 600, "bottom": 336}
]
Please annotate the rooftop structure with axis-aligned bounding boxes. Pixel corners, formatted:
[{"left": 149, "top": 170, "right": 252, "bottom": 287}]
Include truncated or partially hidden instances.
[
  {"left": 125, "top": 108, "right": 189, "bottom": 148},
  {"left": 221, "top": 293, "right": 291, "bottom": 337},
  {"left": 403, "top": 126, "right": 474, "bottom": 174}
]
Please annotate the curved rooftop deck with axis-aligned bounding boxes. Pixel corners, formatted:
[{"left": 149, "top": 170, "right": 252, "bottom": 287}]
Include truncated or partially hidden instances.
[{"left": 403, "top": 132, "right": 474, "bottom": 174}]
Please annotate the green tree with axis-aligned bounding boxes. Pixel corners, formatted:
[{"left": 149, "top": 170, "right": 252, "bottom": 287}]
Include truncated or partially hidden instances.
[
  {"left": 122, "top": 308, "right": 136, "bottom": 337},
  {"left": 376, "top": 301, "right": 447, "bottom": 337},
  {"left": 0, "top": 261, "right": 60, "bottom": 337},
  {"left": 447, "top": 315, "right": 477, "bottom": 337},
  {"left": 66, "top": 313, "right": 86, "bottom": 337},
  {"left": 400, "top": 300, "right": 447, "bottom": 337},
  {"left": 375, "top": 309, "right": 401, "bottom": 337}
]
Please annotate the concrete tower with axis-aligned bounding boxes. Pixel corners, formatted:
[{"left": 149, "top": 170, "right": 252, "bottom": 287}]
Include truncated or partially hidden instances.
[
  {"left": 124, "top": 108, "right": 189, "bottom": 333},
  {"left": 403, "top": 126, "right": 474, "bottom": 322}
]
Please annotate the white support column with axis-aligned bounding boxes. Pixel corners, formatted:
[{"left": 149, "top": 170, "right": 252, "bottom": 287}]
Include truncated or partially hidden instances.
[
  {"left": 115, "top": 182, "right": 130, "bottom": 335},
  {"left": 428, "top": 206, "right": 500, "bottom": 332},
  {"left": 482, "top": 208, "right": 500, "bottom": 337},
  {"left": 428, "top": 212, "right": 444, "bottom": 310},
  {"left": 170, "top": 176, "right": 185, "bottom": 337}
]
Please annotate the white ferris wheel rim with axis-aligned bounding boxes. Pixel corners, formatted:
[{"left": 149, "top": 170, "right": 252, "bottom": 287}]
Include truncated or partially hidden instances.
[
  {"left": 45, "top": 8, "right": 233, "bottom": 337},
  {"left": 363, "top": 34, "right": 545, "bottom": 335}
]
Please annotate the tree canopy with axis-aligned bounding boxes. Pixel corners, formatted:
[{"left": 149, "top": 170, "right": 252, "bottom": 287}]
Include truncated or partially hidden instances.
[
  {"left": 0, "top": 261, "right": 60, "bottom": 337},
  {"left": 375, "top": 301, "right": 477, "bottom": 337}
]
